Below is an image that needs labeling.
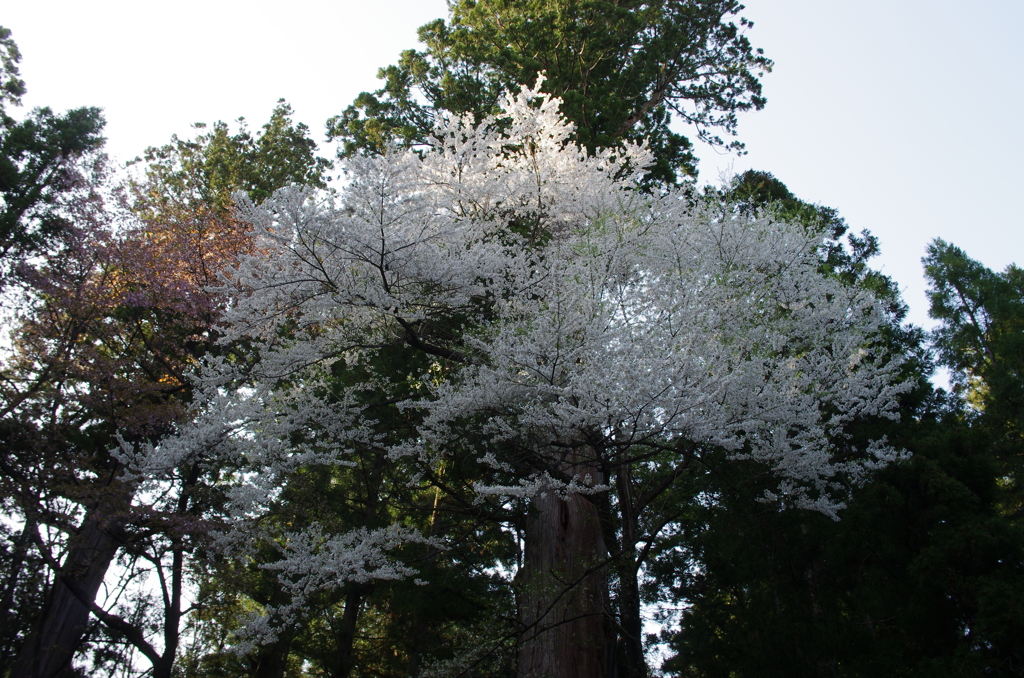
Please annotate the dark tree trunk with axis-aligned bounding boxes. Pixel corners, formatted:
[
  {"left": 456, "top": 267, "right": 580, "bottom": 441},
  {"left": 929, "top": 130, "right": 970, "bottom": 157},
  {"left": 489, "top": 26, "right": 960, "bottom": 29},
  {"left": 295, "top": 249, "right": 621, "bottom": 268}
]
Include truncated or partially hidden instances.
[
  {"left": 152, "top": 653, "right": 176, "bottom": 678},
  {"left": 615, "top": 465, "right": 647, "bottom": 678},
  {"left": 247, "top": 582, "right": 298, "bottom": 678},
  {"left": 615, "top": 560, "right": 646, "bottom": 678},
  {"left": 10, "top": 508, "right": 122, "bottom": 678},
  {"left": 251, "top": 635, "right": 295, "bottom": 678},
  {"left": 150, "top": 541, "right": 186, "bottom": 678},
  {"left": 331, "top": 583, "right": 367, "bottom": 678},
  {"left": 0, "top": 515, "right": 37, "bottom": 650},
  {"left": 517, "top": 457, "right": 610, "bottom": 678}
]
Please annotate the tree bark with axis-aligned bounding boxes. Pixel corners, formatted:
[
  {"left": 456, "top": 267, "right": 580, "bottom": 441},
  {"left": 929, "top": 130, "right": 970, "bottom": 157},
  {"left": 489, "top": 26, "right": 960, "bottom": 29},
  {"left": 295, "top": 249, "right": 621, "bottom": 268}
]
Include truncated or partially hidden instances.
[
  {"left": 616, "top": 561, "right": 646, "bottom": 678},
  {"left": 517, "top": 457, "right": 610, "bottom": 678},
  {"left": 9, "top": 506, "right": 123, "bottom": 678}
]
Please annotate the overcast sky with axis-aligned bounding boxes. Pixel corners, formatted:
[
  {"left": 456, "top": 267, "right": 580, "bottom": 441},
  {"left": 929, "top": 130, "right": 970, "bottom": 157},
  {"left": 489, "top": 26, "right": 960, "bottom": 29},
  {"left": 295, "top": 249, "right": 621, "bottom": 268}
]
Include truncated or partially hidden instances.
[{"left": 5, "top": 0, "right": 1022, "bottom": 332}]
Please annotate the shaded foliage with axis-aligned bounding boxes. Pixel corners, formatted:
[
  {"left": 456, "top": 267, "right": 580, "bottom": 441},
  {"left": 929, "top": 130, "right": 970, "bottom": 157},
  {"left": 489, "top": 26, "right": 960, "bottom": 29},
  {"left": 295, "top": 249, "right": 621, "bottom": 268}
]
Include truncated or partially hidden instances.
[
  {"left": 329, "top": 0, "right": 771, "bottom": 185},
  {"left": 659, "top": 228, "right": 1024, "bottom": 677},
  {"left": 0, "top": 26, "right": 105, "bottom": 284},
  {"left": 1, "top": 98, "right": 332, "bottom": 677}
]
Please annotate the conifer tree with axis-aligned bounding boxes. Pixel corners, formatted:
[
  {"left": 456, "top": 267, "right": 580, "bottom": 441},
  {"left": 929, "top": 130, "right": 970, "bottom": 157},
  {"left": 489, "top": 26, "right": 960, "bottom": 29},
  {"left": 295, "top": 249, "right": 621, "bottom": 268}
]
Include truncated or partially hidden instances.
[
  {"left": 657, "top": 232, "right": 1024, "bottom": 678},
  {"left": 0, "top": 26, "right": 105, "bottom": 287},
  {"left": 330, "top": 0, "right": 771, "bottom": 186}
]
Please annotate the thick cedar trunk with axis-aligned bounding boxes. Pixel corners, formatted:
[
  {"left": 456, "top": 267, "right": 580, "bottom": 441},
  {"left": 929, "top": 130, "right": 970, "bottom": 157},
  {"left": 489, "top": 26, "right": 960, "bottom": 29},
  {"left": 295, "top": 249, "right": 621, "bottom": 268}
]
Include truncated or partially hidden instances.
[
  {"left": 10, "top": 508, "right": 122, "bottom": 678},
  {"left": 517, "top": 458, "right": 609, "bottom": 678}
]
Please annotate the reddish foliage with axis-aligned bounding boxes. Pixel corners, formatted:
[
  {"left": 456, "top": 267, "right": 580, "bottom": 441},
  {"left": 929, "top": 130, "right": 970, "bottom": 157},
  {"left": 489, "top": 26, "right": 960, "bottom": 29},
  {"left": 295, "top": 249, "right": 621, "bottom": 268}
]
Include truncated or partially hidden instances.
[{"left": 12, "top": 191, "right": 252, "bottom": 440}]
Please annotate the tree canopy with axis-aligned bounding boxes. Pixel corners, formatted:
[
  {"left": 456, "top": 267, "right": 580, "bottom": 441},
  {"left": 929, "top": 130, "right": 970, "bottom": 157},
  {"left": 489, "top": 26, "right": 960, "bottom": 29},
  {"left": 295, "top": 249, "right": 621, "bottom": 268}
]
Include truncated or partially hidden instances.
[
  {"left": 0, "top": 89, "right": 334, "bottom": 678},
  {"left": 118, "top": 83, "right": 910, "bottom": 678},
  {"left": 2, "top": 9, "right": 1022, "bottom": 678},
  {"left": 0, "top": 25, "right": 105, "bottom": 285},
  {"left": 329, "top": 0, "right": 771, "bottom": 185}
]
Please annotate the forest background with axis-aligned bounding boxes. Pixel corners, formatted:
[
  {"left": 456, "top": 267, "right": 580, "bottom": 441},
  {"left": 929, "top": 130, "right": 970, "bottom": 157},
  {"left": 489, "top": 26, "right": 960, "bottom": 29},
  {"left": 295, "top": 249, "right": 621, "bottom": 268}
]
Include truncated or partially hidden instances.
[
  {"left": 1, "top": 0, "right": 1023, "bottom": 677},
  {"left": 6, "top": 0, "right": 1023, "bottom": 332}
]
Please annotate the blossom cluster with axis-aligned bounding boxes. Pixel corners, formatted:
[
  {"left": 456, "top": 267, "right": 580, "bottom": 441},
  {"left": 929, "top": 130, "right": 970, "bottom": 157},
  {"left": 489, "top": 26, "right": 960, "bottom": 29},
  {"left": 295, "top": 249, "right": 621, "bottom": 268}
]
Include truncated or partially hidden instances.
[{"left": 133, "top": 80, "right": 909, "bottom": 638}]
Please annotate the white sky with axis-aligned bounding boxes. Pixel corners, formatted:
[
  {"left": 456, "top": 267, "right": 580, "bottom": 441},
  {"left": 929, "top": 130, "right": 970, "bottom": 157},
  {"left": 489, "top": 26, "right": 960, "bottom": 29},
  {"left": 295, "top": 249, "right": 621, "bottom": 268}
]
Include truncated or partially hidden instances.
[{"left": 5, "top": 0, "right": 1022, "bottom": 331}]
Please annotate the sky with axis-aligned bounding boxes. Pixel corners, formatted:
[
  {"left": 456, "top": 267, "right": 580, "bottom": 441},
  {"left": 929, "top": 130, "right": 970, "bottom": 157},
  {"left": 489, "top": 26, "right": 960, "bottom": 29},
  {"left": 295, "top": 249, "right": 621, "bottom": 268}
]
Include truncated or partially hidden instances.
[{"left": 4, "top": 0, "right": 1023, "bottom": 333}]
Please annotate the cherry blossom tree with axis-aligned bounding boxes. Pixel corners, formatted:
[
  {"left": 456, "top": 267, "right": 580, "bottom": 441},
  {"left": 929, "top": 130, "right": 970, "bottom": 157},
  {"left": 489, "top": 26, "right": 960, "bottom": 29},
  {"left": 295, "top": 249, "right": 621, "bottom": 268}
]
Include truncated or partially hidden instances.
[{"left": 139, "top": 81, "right": 909, "bottom": 677}]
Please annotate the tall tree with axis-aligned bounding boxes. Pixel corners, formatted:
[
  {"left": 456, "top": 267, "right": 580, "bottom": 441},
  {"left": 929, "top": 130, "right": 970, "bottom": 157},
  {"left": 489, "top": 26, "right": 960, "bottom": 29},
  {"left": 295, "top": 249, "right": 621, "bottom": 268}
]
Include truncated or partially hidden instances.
[
  {"left": 144, "top": 85, "right": 908, "bottom": 678},
  {"left": 134, "top": 99, "right": 332, "bottom": 216},
  {"left": 0, "top": 26, "right": 105, "bottom": 286},
  {"left": 924, "top": 239, "right": 1024, "bottom": 443},
  {"left": 922, "top": 241, "right": 1024, "bottom": 672},
  {"left": 330, "top": 0, "right": 771, "bottom": 185}
]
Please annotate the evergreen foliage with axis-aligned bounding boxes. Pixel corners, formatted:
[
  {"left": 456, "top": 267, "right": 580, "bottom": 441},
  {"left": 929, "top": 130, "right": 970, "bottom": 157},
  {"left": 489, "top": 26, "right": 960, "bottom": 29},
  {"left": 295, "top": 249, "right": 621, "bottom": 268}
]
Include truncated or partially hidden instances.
[
  {"left": 658, "top": 208, "right": 1024, "bottom": 676},
  {"left": 329, "top": 0, "right": 771, "bottom": 185},
  {"left": 0, "top": 25, "right": 105, "bottom": 286}
]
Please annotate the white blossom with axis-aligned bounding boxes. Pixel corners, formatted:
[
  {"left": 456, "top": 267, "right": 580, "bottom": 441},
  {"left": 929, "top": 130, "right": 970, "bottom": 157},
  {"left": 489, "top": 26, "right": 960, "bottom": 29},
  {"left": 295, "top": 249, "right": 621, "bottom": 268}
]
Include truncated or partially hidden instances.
[{"left": 141, "top": 80, "right": 911, "bottom": 642}]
